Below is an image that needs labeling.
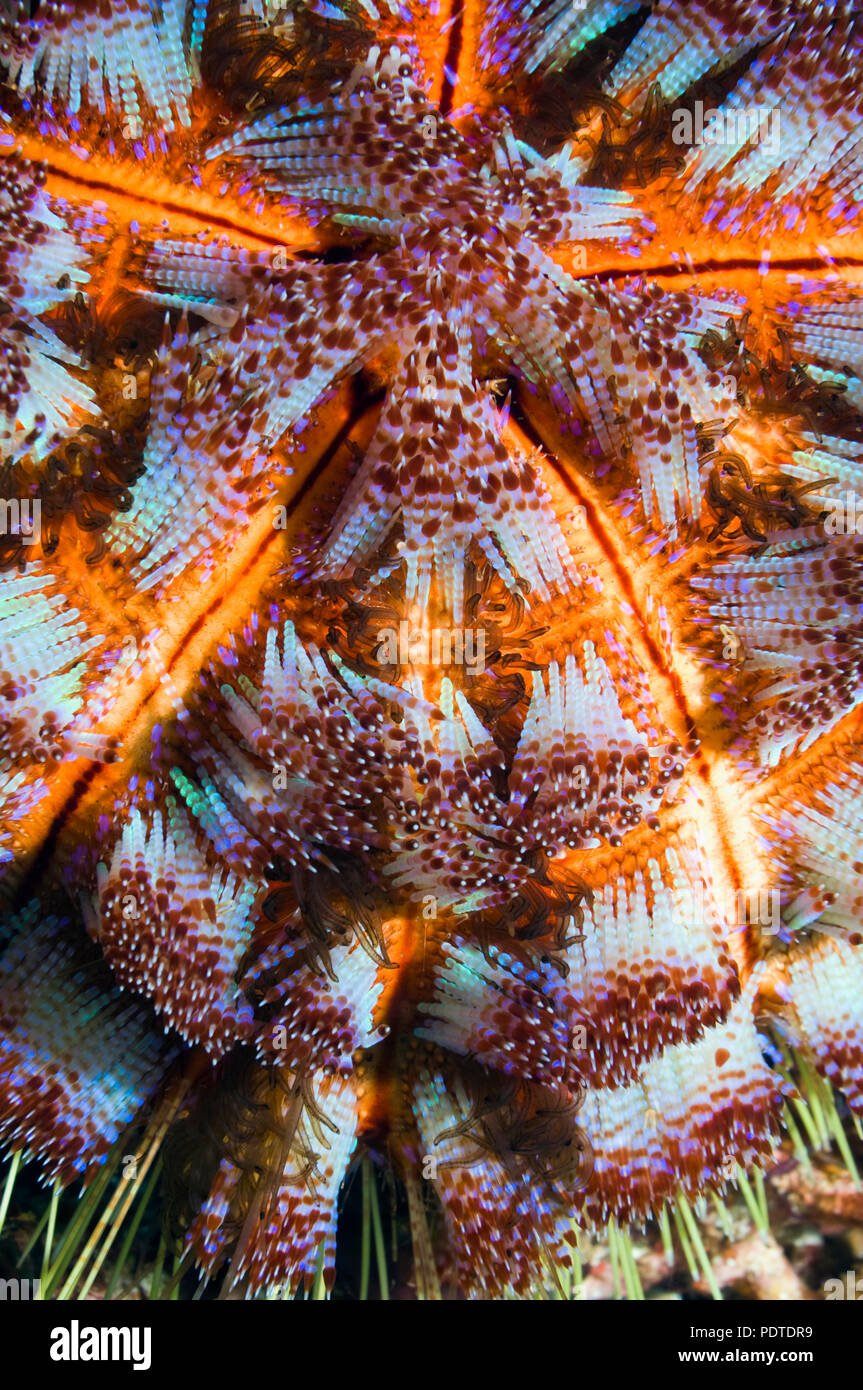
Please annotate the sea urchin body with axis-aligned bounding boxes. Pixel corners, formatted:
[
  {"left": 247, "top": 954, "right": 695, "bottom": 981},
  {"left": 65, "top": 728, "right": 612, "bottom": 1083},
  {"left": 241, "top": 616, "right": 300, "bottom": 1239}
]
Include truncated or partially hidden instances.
[{"left": 0, "top": 0, "right": 862, "bottom": 1302}]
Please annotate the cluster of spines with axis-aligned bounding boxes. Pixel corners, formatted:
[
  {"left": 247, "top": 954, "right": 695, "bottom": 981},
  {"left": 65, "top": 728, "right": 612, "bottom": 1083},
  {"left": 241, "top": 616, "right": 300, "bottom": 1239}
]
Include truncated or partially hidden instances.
[
  {"left": 187, "top": 1067, "right": 360, "bottom": 1296},
  {"left": 253, "top": 936, "right": 386, "bottom": 1073},
  {"left": 385, "top": 645, "right": 688, "bottom": 911},
  {"left": 419, "top": 841, "right": 741, "bottom": 1089},
  {"left": 142, "top": 39, "right": 747, "bottom": 555},
  {"left": 759, "top": 756, "right": 863, "bottom": 1110},
  {"left": 691, "top": 534, "right": 863, "bottom": 766},
  {"left": 782, "top": 294, "right": 863, "bottom": 410},
  {"left": 412, "top": 1064, "right": 582, "bottom": 1300},
  {"left": 102, "top": 313, "right": 278, "bottom": 595},
  {"left": 478, "top": 0, "right": 643, "bottom": 80},
  {"left": 782, "top": 940, "right": 863, "bottom": 1110},
  {"left": 481, "top": 0, "right": 863, "bottom": 235},
  {"left": 96, "top": 802, "right": 258, "bottom": 1056},
  {"left": 0, "top": 902, "right": 169, "bottom": 1184},
  {"left": 0, "top": 569, "right": 105, "bottom": 765},
  {"left": 0, "top": 0, "right": 195, "bottom": 141},
  {"left": 167, "top": 621, "right": 689, "bottom": 921},
  {"left": 580, "top": 976, "right": 790, "bottom": 1227},
  {"left": 0, "top": 152, "right": 99, "bottom": 460}
]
